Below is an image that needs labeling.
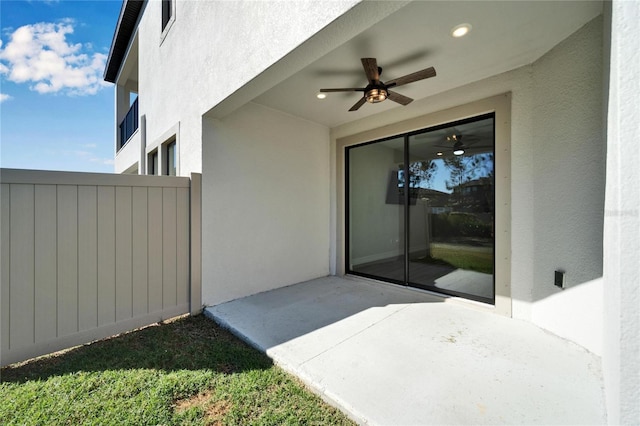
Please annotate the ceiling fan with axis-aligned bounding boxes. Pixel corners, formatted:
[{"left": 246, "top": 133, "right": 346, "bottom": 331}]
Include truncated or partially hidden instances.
[
  {"left": 319, "top": 58, "right": 436, "bottom": 111},
  {"left": 434, "top": 133, "right": 491, "bottom": 156}
]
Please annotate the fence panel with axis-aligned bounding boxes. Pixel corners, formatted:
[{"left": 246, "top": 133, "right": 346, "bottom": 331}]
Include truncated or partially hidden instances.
[{"left": 0, "top": 169, "right": 199, "bottom": 366}]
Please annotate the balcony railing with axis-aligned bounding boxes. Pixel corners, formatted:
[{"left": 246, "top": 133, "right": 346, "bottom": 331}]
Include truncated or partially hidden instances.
[{"left": 119, "top": 97, "right": 139, "bottom": 150}]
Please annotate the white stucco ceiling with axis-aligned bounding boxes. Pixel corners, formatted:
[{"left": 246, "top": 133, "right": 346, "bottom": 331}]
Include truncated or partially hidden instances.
[
  {"left": 253, "top": 1, "right": 602, "bottom": 128},
  {"left": 118, "top": 33, "right": 139, "bottom": 92}
]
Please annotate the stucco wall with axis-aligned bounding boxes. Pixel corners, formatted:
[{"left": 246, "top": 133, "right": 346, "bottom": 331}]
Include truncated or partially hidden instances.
[
  {"left": 529, "top": 14, "right": 605, "bottom": 356},
  {"left": 134, "top": 0, "right": 360, "bottom": 177},
  {"left": 331, "top": 16, "right": 605, "bottom": 355},
  {"left": 603, "top": 1, "right": 640, "bottom": 423},
  {"left": 114, "top": 129, "right": 141, "bottom": 174},
  {"left": 131, "top": 0, "right": 607, "bottom": 356},
  {"left": 201, "top": 103, "right": 330, "bottom": 306}
]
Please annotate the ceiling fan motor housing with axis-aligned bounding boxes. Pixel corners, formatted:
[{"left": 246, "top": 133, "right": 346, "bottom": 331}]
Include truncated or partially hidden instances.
[{"left": 365, "top": 83, "right": 388, "bottom": 103}]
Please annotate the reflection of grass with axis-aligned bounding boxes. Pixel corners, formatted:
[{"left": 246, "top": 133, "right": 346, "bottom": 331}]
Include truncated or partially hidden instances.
[{"left": 416, "top": 246, "right": 493, "bottom": 274}]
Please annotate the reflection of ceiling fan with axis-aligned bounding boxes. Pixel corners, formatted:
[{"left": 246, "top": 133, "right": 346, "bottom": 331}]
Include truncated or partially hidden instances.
[
  {"left": 434, "top": 133, "right": 491, "bottom": 156},
  {"left": 319, "top": 58, "right": 436, "bottom": 111}
]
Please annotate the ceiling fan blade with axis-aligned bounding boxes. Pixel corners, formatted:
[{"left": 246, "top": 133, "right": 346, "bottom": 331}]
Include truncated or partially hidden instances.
[
  {"left": 465, "top": 145, "right": 493, "bottom": 150},
  {"left": 461, "top": 137, "right": 483, "bottom": 146},
  {"left": 349, "top": 97, "right": 367, "bottom": 112},
  {"left": 320, "top": 88, "right": 366, "bottom": 92},
  {"left": 433, "top": 142, "right": 492, "bottom": 151},
  {"left": 387, "top": 90, "right": 413, "bottom": 106},
  {"left": 386, "top": 66, "right": 436, "bottom": 88},
  {"left": 361, "top": 58, "right": 380, "bottom": 83}
]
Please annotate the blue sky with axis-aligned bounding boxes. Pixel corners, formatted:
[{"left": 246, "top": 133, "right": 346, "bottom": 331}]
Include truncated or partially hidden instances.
[{"left": 1, "top": 0, "right": 122, "bottom": 173}]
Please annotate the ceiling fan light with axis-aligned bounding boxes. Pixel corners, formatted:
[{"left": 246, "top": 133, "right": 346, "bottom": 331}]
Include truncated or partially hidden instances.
[
  {"left": 451, "top": 23, "right": 472, "bottom": 38},
  {"left": 453, "top": 140, "right": 465, "bottom": 155},
  {"left": 365, "top": 88, "right": 387, "bottom": 103}
]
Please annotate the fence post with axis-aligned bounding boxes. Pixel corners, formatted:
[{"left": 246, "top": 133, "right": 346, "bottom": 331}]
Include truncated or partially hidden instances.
[{"left": 190, "top": 173, "right": 202, "bottom": 314}]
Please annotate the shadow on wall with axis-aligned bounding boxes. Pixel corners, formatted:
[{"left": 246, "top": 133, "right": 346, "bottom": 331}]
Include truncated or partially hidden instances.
[{"left": 530, "top": 14, "right": 605, "bottom": 302}]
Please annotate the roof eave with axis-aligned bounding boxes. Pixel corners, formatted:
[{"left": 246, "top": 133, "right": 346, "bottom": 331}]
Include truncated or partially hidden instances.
[{"left": 103, "top": 0, "right": 144, "bottom": 83}]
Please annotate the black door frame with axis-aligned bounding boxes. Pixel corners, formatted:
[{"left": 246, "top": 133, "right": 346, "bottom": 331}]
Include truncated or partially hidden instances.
[{"left": 345, "top": 112, "right": 496, "bottom": 304}]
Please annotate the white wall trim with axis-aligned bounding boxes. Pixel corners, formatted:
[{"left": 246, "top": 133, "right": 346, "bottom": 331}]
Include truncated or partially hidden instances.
[
  {"left": 147, "top": 121, "right": 180, "bottom": 176},
  {"left": 159, "top": 0, "right": 176, "bottom": 46}
]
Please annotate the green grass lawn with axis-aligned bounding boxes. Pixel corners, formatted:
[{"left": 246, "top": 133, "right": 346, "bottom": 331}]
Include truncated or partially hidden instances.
[
  {"left": 415, "top": 245, "right": 494, "bottom": 274},
  {"left": 0, "top": 315, "right": 354, "bottom": 425}
]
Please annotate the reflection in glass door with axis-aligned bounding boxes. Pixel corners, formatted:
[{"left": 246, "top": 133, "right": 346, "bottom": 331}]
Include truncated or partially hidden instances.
[
  {"left": 346, "top": 113, "right": 495, "bottom": 303},
  {"left": 347, "top": 136, "right": 405, "bottom": 284}
]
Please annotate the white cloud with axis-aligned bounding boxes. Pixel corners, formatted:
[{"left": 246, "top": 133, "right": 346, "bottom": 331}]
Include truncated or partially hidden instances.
[
  {"left": 0, "top": 21, "right": 110, "bottom": 96},
  {"left": 68, "top": 144, "right": 113, "bottom": 166},
  {"left": 0, "top": 93, "right": 12, "bottom": 103},
  {"left": 91, "top": 157, "right": 114, "bottom": 166}
]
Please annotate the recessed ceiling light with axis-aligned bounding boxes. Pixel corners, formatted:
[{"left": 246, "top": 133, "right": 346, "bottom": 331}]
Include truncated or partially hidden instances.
[
  {"left": 316, "top": 93, "right": 327, "bottom": 99},
  {"left": 436, "top": 152, "right": 444, "bottom": 156},
  {"left": 451, "top": 23, "right": 472, "bottom": 38}
]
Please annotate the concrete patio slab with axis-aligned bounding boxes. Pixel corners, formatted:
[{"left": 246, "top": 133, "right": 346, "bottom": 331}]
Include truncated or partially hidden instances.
[{"left": 205, "top": 276, "right": 605, "bottom": 425}]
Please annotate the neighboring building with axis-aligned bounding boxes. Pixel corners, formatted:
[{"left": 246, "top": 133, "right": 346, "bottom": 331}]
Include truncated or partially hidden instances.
[
  {"left": 453, "top": 178, "right": 493, "bottom": 213},
  {"left": 104, "top": 1, "right": 639, "bottom": 423}
]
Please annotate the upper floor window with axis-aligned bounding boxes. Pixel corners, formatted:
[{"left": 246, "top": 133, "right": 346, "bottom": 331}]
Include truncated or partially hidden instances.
[
  {"left": 165, "top": 140, "right": 176, "bottom": 176},
  {"left": 162, "top": 0, "right": 173, "bottom": 31},
  {"left": 148, "top": 150, "right": 159, "bottom": 175}
]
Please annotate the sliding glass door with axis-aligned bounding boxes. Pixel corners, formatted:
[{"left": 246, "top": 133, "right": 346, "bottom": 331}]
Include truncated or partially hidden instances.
[
  {"left": 347, "top": 136, "right": 406, "bottom": 283},
  {"left": 347, "top": 113, "right": 495, "bottom": 303}
]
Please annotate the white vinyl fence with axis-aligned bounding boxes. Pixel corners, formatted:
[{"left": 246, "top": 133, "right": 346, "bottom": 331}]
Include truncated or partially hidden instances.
[{"left": 0, "top": 169, "right": 201, "bottom": 366}]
